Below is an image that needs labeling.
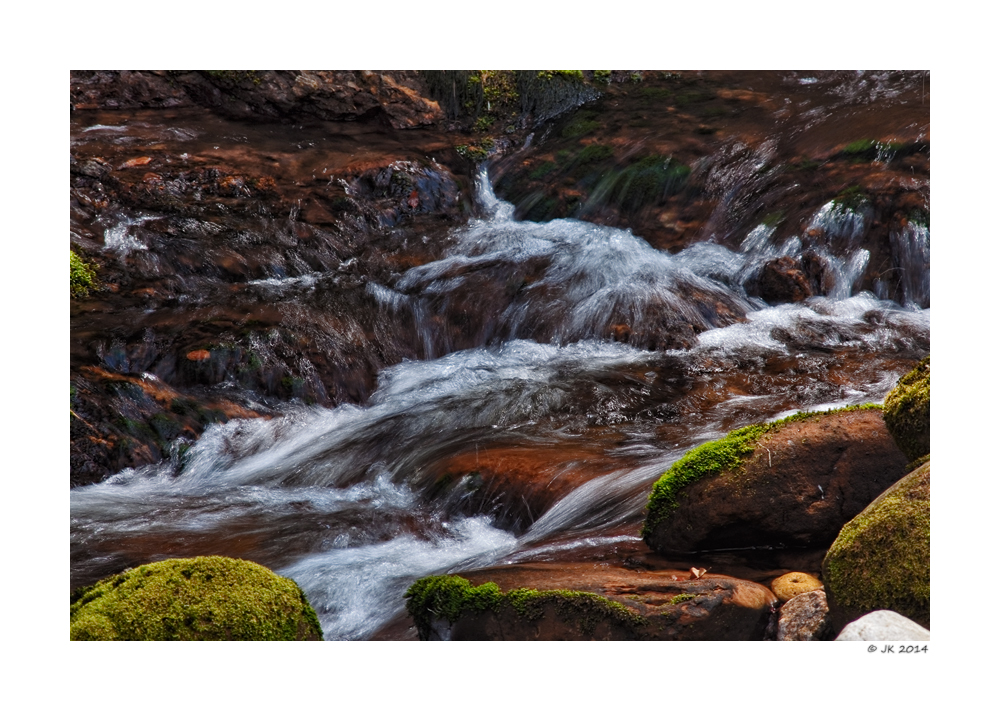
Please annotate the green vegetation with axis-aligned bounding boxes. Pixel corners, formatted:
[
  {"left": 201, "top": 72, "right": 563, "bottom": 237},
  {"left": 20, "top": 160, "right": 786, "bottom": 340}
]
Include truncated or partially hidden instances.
[
  {"left": 574, "top": 143, "right": 614, "bottom": 166},
  {"left": 882, "top": 356, "right": 930, "bottom": 461},
  {"left": 602, "top": 155, "right": 691, "bottom": 213},
  {"left": 70, "top": 250, "right": 98, "bottom": 297},
  {"left": 561, "top": 110, "right": 602, "bottom": 139},
  {"left": 832, "top": 185, "right": 869, "bottom": 212},
  {"left": 537, "top": 70, "right": 584, "bottom": 82},
  {"left": 840, "top": 139, "right": 908, "bottom": 162},
  {"left": 822, "top": 462, "right": 930, "bottom": 628},
  {"left": 592, "top": 70, "right": 611, "bottom": 85},
  {"left": 669, "top": 593, "right": 697, "bottom": 605},
  {"left": 473, "top": 115, "right": 495, "bottom": 132},
  {"left": 404, "top": 575, "right": 646, "bottom": 640},
  {"left": 642, "top": 404, "right": 882, "bottom": 539},
  {"left": 70, "top": 556, "right": 323, "bottom": 640},
  {"left": 455, "top": 138, "right": 495, "bottom": 162}
]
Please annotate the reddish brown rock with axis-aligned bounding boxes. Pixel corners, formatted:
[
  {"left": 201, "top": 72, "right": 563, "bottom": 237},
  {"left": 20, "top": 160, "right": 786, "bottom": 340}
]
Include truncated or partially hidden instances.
[
  {"left": 424, "top": 444, "right": 627, "bottom": 532},
  {"left": 413, "top": 562, "right": 777, "bottom": 641},
  {"left": 749, "top": 256, "right": 813, "bottom": 304},
  {"left": 645, "top": 408, "right": 909, "bottom": 554}
]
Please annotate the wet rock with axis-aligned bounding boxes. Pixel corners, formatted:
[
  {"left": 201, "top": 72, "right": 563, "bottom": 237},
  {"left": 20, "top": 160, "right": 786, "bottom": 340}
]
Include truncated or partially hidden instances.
[
  {"left": 835, "top": 610, "right": 929, "bottom": 641},
  {"left": 70, "top": 556, "right": 323, "bottom": 640},
  {"left": 405, "top": 563, "right": 777, "bottom": 641},
  {"left": 882, "top": 356, "right": 930, "bottom": 461},
  {"left": 823, "top": 461, "right": 930, "bottom": 634},
  {"left": 72, "top": 71, "right": 444, "bottom": 129},
  {"left": 771, "top": 571, "right": 823, "bottom": 602},
  {"left": 423, "top": 445, "right": 625, "bottom": 533},
  {"left": 749, "top": 256, "right": 814, "bottom": 303},
  {"left": 643, "top": 406, "right": 909, "bottom": 554},
  {"left": 777, "top": 589, "right": 830, "bottom": 641},
  {"left": 70, "top": 367, "right": 268, "bottom": 487}
]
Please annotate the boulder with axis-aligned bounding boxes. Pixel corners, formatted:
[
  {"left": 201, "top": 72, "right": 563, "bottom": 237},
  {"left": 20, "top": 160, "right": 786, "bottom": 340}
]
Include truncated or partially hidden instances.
[
  {"left": 777, "top": 589, "right": 830, "bottom": 641},
  {"left": 822, "top": 461, "right": 930, "bottom": 633},
  {"left": 882, "top": 356, "right": 930, "bottom": 461},
  {"left": 423, "top": 444, "right": 626, "bottom": 533},
  {"left": 771, "top": 571, "right": 823, "bottom": 602},
  {"left": 749, "top": 256, "right": 814, "bottom": 303},
  {"left": 405, "top": 562, "right": 777, "bottom": 641},
  {"left": 643, "top": 406, "right": 909, "bottom": 554},
  {"left": 70, "top": 556, "right": 323, "bottom": 640},
  {"left": 835, "top": 610, "right": 930, "bottom": 641}
]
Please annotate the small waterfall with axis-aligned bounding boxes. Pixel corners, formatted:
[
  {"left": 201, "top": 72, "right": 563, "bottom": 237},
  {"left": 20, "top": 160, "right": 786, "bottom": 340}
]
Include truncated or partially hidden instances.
[
  {"left": 889, "top": 222, "right": 931, "bottom": 308},
  {"left": 70, "top": 165, "right": 930, "bottom": 640}
]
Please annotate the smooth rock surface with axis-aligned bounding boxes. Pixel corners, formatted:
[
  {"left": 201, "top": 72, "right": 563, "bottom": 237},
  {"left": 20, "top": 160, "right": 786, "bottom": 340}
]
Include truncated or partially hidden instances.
[
  {"left": 836, "top": 610, "right": 930, "bottom": 641},
  {"left": 644, "top": 408, "right": 909, "bottom": 554},
  {"left": 408, "top": 562, "right": 778, "bottom": 641},
  {"left": 772, "top": 571, "right": 824, "bottom": 602}
]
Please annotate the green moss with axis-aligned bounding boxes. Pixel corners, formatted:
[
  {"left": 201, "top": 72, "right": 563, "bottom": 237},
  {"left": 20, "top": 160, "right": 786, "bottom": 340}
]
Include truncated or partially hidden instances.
[
  {"left": 529, "top": 161, "right": 558, "bottom": 180},
  {"left": 843, "top": 139, "right": 877, "bottom": 155},
  {"left": 592, "top": 70, "right": 611, "bottom": 85},
  {"left": 832, "top": 185, "right": 869, "bottom": 212},
  {"left": 561, "top": 110, "right": 601, "bottom": 139},
  {"left": 669, "top": 593, "right": 697, "bottom": 605},
  {"left": 574, "top": 143, "right": 614, "bottom": 166},
  {"left": 822, "top": 462, "right": 930, "bottom": 626},
  {"left": 70, "top": 556, "right": 323, "bottom": 640},
  {"left": 456, "top": 138, "right": 495, "bottom": 163},
  {"left": 642, "top": 404, "right": 882, "bottom": 539},
  {"left": 473, "top": 115, "right": 495, "bottom": 132},
  {"left": 70, "top": 250, "right": 98, "bottom": 297},
  {"left": 882, "top": 356, "right": 929, "bottom": 461},
  {"left": 537, "top": 70, "right": 584, "bottom": 82},
  {"left": 405, "top": 575, "right": 645, "bottom": 640}
]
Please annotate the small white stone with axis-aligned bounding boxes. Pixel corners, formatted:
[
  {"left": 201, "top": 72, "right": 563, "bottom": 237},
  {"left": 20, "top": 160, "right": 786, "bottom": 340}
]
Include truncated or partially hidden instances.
[{"left": 836, "top": 610, "right": 930, "bottom": 641}]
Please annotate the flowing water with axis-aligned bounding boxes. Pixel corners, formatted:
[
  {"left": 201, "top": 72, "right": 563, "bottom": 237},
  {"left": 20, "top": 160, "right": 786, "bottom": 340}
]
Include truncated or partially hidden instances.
[{"left": 71, "top": 141, "right": 929, "bottom": 640}]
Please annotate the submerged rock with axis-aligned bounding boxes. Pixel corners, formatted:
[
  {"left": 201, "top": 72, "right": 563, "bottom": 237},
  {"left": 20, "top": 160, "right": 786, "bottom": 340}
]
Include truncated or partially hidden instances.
[
  {"left": 835, "top": 610, "right": 930, "bottom": 641},
  {"left": 882, "top": 356, "right": 930, "bottom": 461},
  {"left": 777, "top": 589, "right": 830, "bottom": 641},
  {"left": 70, "top": 556, "right": 323, "bottom": 640},
  {"left": 642, "top": 406, "right": 908, "bottom": 554},
  {"left": 823, "top": 461, "right": 930, "bottom": 633},
  {"left": 405, "top": 563, "right": 777, "bottom": 641}
]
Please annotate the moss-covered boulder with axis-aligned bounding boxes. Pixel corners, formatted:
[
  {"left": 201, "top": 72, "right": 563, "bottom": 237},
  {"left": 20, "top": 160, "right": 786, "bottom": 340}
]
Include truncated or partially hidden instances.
[
  {"left": 405, "top": 563, "right": 776, "bottom": 641},
  {"left": 882, "top": 356, "right": 930, "bottom": 461},
  {"left": 822, "top": 461, "right": 930, "bottom": 634},
  {"left": 70, "top": 556, "right": 323, "bottom": 640},
  {"left": 642, "top": 405, "right": 909, "bottom": 554}
]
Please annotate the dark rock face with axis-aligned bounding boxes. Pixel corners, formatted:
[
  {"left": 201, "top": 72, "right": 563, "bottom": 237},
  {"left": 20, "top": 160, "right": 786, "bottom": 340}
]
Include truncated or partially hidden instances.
[
  {"left": 644, "top": 408, "right": 910, "bottom": 554},
  {"left": 823, "top": 461, "right": 930, "bottom": 634},
  {"left": 750, "top": 256, "right": 814, "bottom": 303},
  {"left": 777, "top": 589, "right": 830, "bottom": 641},
  {"left": 746, "top": 251, "right": 835, "bottom": 305},
  {"left": 408, "top": 563, "right": 777, "bottom": 641},
  {"left": 71, "top": 71, "right": 444, "bottom": 128}
]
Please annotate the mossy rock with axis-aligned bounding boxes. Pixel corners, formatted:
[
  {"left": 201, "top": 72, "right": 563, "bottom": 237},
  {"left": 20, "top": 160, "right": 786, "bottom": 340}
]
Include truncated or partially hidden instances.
[
  {"left": 70, "top": 556, "right": 323, "bottom": 640},
  {"left": 404, "top": 568, "right": 776, "bottom": 641},
  {"left": 404, "top": 575, "right": 646, "bottom": 641},
  {"left": 822, "top": 461, "right": 930, "bottom": 633},
  {"left": 642, "top": 405, "right": 908, "bottom": 553},
  {"left": 882, "top": 356, "right": 930, "bottom": 461}
]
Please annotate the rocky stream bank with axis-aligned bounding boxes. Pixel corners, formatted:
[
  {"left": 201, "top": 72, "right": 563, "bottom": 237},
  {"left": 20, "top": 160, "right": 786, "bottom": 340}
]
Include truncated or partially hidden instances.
[{"left": 70, "top": 70, "right": 930, "bottom": 640}]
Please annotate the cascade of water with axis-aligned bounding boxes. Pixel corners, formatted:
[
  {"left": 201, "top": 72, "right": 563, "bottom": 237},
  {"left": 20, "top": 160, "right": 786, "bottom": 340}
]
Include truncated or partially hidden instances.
[{"left": 70, "top": 164, "right": 930, "bottom": 640}]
